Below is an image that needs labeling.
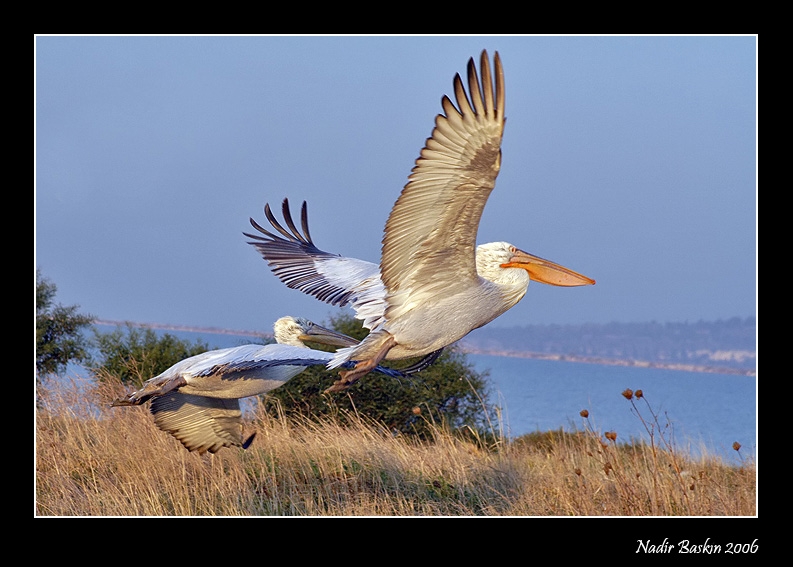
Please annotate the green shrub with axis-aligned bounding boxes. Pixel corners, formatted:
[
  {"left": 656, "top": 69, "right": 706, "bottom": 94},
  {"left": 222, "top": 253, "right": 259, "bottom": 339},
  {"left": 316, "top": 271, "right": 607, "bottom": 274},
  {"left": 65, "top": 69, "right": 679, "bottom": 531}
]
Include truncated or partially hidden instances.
[
  {"left": 35, "top": 269, "right": 94, "bottom": 378},
  {"left": 90, "top": 324, "right": 210, "bottom": 387},
  {"left": 261, "top": 314, "right": 496, "bottom": 441}
]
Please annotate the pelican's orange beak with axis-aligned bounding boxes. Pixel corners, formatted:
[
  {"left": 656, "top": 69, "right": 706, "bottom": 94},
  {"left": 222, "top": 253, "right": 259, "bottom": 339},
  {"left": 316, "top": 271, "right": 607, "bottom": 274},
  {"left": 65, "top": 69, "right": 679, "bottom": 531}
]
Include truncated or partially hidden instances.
[{"left": 501, "top": 249, "right": 595, "bottom": 287}]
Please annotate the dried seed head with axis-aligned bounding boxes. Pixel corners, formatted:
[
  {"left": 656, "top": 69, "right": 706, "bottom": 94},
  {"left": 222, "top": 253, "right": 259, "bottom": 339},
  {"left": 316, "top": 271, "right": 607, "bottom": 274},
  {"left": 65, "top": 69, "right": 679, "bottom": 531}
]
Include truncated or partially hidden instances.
[
  {"left": 622, "top": 389, "right": 633, "bottom": 400},
  {"left": 605, "top": 431, "right": 617, "bottom": 441},
  {"left": 580, "top": 409, "right": 589, "bottom": 418},
  {"left": 604, "top": 462, "right": 613, "bottom": 475},
  {"left": 635, "top": 389, "right": 643, "bottom": 399},
  {"left": 732, "top": 441, "right": 742, "bottom": 452},
  {"left": 412, "top": 406, "right": 421, "bottom": 415}
]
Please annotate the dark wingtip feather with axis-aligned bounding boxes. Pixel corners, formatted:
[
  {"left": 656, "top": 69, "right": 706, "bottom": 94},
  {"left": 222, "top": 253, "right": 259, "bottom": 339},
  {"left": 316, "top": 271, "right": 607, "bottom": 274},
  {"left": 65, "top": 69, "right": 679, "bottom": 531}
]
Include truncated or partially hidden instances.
[{"left": 242, "top": 432, "right": 256, "bottom": 450}]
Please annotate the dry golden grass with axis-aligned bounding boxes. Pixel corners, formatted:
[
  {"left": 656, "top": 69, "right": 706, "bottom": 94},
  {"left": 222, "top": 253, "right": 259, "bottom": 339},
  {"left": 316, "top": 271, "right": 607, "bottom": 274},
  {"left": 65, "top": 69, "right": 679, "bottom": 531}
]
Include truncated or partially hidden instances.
[{"left": 35, "top": 376, "right": 756, "bottom": 516}]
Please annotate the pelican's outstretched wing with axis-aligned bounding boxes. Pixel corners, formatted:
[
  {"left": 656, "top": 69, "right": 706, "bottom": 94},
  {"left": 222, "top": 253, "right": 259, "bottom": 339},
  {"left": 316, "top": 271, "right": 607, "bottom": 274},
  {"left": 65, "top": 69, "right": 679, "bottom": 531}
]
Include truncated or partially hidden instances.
[
  {"left": 151, "top": 392, "right": 254, "bottom": 455},
  {"left": 381, "top": 51, "right": 506, "bottom": 320},
  {"left": 186, "top": 344, "right": 336, "bottom": 376},
  {"left": 113, "top": 343, "right": 410, "bottom": 408},
  {"left": 190, "top": 343, "right": 407, "bottom": 378},
  {"left": 245, "top": 199, "right": 387, "bottom": 330}
]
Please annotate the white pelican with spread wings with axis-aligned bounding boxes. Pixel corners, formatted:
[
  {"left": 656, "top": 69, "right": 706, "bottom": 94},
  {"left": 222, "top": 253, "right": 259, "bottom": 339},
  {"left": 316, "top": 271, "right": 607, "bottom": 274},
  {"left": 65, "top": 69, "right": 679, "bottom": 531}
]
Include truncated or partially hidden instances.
[
  {"left": 111, "top": 316, "right": 404, "bottom": 453},
  {"left": 246, "top": 51, "right": 595, "bottom": 392}
]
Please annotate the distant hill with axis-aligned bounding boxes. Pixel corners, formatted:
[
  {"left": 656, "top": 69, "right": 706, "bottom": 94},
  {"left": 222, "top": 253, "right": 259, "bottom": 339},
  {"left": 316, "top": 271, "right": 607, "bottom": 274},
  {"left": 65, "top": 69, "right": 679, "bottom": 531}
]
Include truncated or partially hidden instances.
[{"left": 460, "top": 317, "right": 756, "bottom": 376}]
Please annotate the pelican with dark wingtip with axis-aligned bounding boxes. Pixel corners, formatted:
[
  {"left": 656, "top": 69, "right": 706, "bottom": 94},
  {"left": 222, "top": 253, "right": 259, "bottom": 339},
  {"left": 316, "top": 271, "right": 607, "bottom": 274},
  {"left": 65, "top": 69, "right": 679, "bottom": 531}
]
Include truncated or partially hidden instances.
[
  {"left": 246, "top": 51, "right": 595, "bottom": 393},
  {"left": 111, "top": 316, "right": 402, "bottom": 454}
]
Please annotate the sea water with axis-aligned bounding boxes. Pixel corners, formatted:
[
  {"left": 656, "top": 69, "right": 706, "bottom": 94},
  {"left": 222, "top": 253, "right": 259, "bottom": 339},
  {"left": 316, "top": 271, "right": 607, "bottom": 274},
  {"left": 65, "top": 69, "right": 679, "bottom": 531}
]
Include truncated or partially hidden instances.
[{"left": 468, "top": 353, "right": 756, "bottom": 465}]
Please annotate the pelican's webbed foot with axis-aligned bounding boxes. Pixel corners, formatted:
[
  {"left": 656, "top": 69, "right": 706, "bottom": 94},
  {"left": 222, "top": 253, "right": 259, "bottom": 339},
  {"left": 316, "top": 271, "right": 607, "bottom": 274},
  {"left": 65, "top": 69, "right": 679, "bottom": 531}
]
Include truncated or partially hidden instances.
[
  {"left": 324, "top": 334, "right": 398, "bottom": 393},
  {"left": 324, "top": 361, "right": 378, "bottom": 393}
]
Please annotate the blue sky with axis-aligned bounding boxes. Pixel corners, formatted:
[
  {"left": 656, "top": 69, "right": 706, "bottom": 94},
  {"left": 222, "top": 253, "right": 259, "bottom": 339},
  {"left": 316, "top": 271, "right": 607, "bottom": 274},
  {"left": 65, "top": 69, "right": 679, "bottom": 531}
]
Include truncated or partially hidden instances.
[{"left": 35, "top": 35, "right": 757, "bottom": 333}]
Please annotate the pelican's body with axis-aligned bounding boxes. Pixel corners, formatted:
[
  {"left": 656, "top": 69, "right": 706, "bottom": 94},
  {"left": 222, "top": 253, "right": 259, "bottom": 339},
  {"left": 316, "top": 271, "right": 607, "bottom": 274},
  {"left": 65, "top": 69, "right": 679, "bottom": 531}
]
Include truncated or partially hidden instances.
[
  {"left": 111, "top": 316, "right": 398, "bottom": 453},
  {"left": 246, "top": 51, "right": 595, "bottom": 392}
]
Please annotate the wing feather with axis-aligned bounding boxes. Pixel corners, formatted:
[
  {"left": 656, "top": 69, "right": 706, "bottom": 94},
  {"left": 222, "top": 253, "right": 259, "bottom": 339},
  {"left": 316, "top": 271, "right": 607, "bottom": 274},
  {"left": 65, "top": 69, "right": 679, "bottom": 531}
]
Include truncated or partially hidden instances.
[
  {"left": 380, "top": 51, "right": 505, "bottom": 319},
  {"left": 245, "top": 199, "right": 387, "bottom": 329},
  {"left": 151, "top": 393, "right": 246, "bottom": 454}
]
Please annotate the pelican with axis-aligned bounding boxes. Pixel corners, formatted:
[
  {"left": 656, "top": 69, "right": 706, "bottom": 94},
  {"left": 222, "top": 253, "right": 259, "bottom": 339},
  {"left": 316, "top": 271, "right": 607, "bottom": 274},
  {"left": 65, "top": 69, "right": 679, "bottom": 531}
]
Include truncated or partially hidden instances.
[
  {"left": 245, "top": 51, "right": 595, "bottom": 393},
  {"left": 110, "top": 316, "right": 403, "bottom": 454}
]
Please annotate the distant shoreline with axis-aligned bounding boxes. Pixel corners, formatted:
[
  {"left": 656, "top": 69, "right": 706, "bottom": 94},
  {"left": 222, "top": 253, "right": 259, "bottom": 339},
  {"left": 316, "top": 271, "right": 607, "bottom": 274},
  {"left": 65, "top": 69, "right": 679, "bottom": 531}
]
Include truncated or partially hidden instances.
[
  {"left": 94, "top": 320, "right": 756, "bottom": 378},
  {"left": 95, "top": 319, "right": 273, "bottom": 338},
  {"left": 459, "top": 347, "right": 756, "bottom": 377}
]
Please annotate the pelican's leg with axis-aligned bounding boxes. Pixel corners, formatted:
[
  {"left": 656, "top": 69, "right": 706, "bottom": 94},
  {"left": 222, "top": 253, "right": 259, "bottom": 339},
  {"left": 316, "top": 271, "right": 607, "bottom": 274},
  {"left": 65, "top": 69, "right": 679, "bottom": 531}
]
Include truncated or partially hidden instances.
[
  {"left": 325, "top": 336, "right": 398, "bottom": 393},
  {"left": 111, "top": 375, "right": 188, "bottom": 407}
]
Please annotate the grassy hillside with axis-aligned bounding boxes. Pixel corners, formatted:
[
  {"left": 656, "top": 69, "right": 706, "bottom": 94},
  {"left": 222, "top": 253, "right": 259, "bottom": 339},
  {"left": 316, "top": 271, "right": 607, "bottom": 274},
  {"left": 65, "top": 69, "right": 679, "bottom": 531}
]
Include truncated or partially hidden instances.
[{"left": 35, "top": 376, "right": 756, "bottom": 517}]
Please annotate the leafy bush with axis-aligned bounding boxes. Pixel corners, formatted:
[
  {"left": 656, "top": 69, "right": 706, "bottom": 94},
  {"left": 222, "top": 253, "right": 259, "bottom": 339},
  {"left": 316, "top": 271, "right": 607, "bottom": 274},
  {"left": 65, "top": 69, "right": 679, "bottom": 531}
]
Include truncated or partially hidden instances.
[
  {"left": 36, "top": 269, "right": 94, "bottom": 378},
  {"left": 90, "top": 324, "right": 210, "bottom": 387},
  {"left": 261, "top": 314, "right": 495, "bottom": 441}
]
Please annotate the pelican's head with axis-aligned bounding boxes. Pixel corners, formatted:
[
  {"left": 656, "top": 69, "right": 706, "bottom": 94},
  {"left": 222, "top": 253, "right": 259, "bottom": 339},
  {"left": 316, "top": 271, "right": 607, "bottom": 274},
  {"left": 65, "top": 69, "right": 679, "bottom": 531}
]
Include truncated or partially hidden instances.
[
  {"left": 476, "top": 242, "right": 595, "bottom": 287},
  {"left": 273, "top": 316, "right": 360, "bottom": 348}
]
